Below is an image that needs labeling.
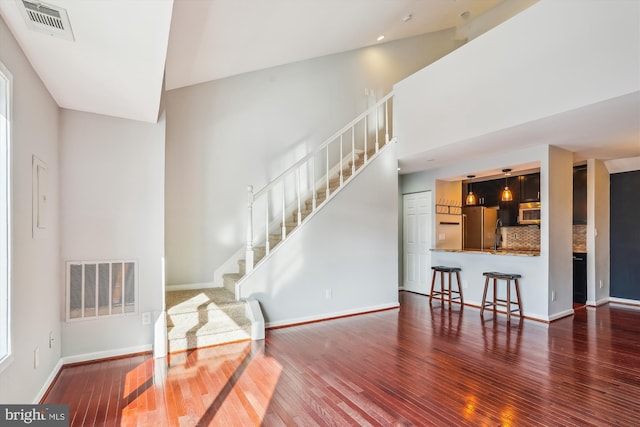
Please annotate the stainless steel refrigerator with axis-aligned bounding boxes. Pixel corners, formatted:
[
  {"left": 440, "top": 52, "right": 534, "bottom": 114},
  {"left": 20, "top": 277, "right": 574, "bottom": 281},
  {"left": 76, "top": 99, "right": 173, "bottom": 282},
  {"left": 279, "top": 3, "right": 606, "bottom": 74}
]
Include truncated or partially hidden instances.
[{"left": 462, "top": 206, "right": 498, "bottom": 250}]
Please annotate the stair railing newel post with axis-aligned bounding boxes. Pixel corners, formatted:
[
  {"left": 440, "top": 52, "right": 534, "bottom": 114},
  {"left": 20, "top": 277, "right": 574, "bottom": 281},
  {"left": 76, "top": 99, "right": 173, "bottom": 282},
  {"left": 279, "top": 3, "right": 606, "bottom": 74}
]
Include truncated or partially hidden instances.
[{"left": 246, "top": 185, "right": 255, "bottom": 274}]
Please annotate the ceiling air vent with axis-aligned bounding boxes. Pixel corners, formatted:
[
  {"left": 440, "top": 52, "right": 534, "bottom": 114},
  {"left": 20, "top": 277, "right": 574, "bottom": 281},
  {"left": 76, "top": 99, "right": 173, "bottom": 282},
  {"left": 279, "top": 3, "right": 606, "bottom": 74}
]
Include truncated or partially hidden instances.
[{"left": 17, "top": 0, "right": 75, "bottom": 41}]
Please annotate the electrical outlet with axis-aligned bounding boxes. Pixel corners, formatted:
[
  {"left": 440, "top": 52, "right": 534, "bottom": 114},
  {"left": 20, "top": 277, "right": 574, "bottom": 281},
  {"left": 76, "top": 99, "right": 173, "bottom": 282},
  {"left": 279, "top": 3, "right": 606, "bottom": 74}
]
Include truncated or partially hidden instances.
[
  {"left": 325, "top": 288, "right": 332, "bottom": 299},
  {"left": 34, "top": 347, "right": 39, "bottom": 369},
  {"left": 142, "top": 312, "right": 151, "bottom": 325},
  {"left": 599, "top": 279, "right": 603, "bottom": 289},
  {"left": 49, "top": 331, "right": 54, "bottom": 349},
  {"left": 551, "top": 290, "right": 556, "bottom": 301},
  {"left": 438, "top": 233, "right": 445, "bottom": 241}
]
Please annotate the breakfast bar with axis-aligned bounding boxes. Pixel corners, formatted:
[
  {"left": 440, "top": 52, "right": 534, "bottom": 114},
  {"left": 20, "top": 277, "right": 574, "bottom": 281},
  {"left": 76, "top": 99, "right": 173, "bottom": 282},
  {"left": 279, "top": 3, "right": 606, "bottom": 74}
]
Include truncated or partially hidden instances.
[{"left": 429, "top": 247, "right": 547, "bottom": 321}]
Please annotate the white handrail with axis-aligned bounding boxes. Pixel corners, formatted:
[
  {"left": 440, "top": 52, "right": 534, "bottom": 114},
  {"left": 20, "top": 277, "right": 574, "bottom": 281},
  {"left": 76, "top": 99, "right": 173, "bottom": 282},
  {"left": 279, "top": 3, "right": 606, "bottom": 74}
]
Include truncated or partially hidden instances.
[
  {"left": 245, "top": 92, "right": 394, "bottom": 274},
  {"left": 253, "top": 92, "right": 393, "bottom": 200}
]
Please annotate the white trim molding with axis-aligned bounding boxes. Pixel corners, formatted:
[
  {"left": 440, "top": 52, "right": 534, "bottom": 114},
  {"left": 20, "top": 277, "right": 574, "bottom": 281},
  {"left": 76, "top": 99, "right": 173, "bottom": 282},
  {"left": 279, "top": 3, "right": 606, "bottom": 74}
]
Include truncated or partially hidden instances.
[
  {"left": 61, "top": 344, "right": 152, "bottom": 366},
  {"left": 265, "top": 302, "right": 400, "bottom": 329},
  {"left": 32, "top": 358, "right": 63, "bottom": 404}
]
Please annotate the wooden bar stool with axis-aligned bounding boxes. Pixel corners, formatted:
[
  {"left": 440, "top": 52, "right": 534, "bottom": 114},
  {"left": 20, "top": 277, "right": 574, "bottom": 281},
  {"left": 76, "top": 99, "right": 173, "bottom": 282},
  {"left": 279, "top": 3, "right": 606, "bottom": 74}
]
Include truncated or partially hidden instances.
[
  {"left": 429, "top": 266, "right": 463, "bottom": 306},
  {"left": 481, "top": 272, "right": 523, "bottom": 322}
]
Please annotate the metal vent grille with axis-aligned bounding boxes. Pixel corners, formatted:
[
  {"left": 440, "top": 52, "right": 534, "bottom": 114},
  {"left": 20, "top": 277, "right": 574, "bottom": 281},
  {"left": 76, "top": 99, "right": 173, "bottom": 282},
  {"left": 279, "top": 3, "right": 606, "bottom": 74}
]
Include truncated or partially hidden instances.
[
  {"left": 18, "top": 0, "right": 75, "bottom": 41},
  {"left": 66, "top": 260, "right": 137, "bottom": 321}
]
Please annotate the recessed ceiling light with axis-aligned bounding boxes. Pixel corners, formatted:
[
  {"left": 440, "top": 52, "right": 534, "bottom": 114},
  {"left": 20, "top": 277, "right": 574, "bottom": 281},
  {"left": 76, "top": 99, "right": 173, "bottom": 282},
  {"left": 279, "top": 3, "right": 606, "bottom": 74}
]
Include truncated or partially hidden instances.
[
  {"left": 377, "top": 35, "right": 385, "bottom": 41},
  {"left": 460, "top": 10, "right": 470, "bottom": 19}
]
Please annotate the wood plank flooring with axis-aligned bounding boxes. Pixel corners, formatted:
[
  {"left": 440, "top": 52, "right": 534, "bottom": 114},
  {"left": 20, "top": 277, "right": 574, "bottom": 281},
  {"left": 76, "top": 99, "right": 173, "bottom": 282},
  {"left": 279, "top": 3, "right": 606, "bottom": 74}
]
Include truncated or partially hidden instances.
[{"left": 43, "top": 291, "right": 640, "bottom": 426}]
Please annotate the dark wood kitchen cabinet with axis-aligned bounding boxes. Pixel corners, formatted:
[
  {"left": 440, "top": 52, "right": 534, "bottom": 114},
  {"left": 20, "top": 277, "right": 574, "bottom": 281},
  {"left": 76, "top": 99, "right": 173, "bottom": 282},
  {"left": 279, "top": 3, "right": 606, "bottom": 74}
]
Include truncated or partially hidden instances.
[
  {"left": 520, "top": 173, "right": 540, "bottom": 202},
  {"left": 573, "top": 252, "right": 587, "bottom": 304},
  {"left": 472, "top": 179, "right": 502, "bottom": 207},
  {"left": 499, "top": 176, "right": 520, "bottom": 225},
  {"left": 573, "top": 166, "right": 587, "bottom": 225}
]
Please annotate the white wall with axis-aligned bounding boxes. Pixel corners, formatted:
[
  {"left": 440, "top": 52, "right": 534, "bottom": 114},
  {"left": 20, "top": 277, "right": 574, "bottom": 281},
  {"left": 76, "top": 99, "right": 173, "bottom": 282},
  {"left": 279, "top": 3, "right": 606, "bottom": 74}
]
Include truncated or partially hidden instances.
[
  {"left": 394, "top": 0, "right": 640, "bottom": 159},
  {"left": 164, "top": 30, "right": 464, "bottom": 286},
  {"left": 0, "top": 16, "right": 61, "bottom": 403},
  {"left": 587, "top": 159, "right": 610, "bottom": 305},
  {"left": 545, "top": 146, "right": 573, "bottom": 317},
  {"left": 60, "top": 110, "right": 165, "bottom": 359},
  {"left": 240, "top": 145, "right": 398, "bottom": 326}
]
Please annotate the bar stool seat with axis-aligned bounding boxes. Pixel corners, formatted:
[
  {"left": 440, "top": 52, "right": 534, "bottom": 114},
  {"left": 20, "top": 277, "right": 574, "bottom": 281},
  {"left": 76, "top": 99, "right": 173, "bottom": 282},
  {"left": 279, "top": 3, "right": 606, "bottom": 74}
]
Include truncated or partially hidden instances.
[
  {"left": 429, "top": 266, "right": 463, "bottom": 306},
  {"left": 481, "top": 272, "right": 523, "bottom": 322}
]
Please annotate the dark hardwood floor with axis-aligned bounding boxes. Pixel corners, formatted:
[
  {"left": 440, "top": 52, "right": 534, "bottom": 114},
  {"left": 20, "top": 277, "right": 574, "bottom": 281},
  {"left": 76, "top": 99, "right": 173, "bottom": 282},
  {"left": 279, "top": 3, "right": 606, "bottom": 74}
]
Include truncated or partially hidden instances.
[{"left": 43, "top": 292, "right": 640, "bottom": 426}]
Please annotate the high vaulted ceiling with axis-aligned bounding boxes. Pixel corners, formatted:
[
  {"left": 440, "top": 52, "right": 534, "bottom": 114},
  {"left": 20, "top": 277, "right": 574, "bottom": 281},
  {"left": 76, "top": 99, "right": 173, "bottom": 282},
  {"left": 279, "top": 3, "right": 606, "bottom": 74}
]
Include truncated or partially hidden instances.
[
  {"left": 0, "top": 0, "right": 508, "bottom": 122},
  {"left": 1, "top": 0, "right": 637, "bottom": 170}
]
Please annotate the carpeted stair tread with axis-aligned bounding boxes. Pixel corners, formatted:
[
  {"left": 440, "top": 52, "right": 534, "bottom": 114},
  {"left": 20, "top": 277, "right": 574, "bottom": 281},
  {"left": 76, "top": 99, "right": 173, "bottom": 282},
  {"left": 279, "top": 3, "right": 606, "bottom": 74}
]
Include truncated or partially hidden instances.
[
  {"left": 166, "top": 287, "right": 240, "bottom": 315},
  {"left": 167, "top": 316, "right": 251, "bottom": 339}
]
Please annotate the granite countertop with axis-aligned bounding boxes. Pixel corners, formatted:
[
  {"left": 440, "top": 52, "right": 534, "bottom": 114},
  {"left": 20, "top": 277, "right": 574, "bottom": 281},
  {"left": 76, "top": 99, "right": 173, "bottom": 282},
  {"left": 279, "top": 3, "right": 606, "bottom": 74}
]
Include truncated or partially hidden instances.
[{"left": 431, "top": 248, "right": 540, "bottom": 257}]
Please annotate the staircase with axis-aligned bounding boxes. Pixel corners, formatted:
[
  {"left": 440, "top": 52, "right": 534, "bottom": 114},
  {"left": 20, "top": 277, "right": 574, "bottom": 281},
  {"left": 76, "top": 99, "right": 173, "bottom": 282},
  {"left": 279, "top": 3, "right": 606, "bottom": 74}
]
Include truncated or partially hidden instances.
[
  {"left": 165, "top": 93, "right": 394, "bottom": 353},
  {"left": 166, "top": 288, "right": 252, "bottom": 353},
  {"left": 223, "top": 147, "right": 376, "bottom": 294}
]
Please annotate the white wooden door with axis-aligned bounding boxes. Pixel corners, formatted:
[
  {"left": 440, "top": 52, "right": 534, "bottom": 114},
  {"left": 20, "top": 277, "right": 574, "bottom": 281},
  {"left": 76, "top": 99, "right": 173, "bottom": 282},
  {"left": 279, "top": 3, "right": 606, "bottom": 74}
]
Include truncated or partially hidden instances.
[{"left": 403, "top": 192, "right": 432, "bottom": 294}]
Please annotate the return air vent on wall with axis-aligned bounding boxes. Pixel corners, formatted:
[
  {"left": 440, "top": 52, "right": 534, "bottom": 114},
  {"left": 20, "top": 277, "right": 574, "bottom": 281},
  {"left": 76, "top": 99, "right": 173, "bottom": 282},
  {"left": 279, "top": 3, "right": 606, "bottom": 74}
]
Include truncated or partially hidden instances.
[{"left": 17, "top": 0, "right": 75, "bottom": 41}]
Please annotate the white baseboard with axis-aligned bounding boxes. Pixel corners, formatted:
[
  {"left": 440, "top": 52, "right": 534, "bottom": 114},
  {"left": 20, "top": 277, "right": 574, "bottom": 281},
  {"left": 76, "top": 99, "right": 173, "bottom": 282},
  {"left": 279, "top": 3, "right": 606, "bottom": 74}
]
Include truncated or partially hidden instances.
[
  {"left": 61, "top": 344, "right": 152, "bottom": 366},
  {"left": 32, "top": 358, "right": 63, "bottom": 404},
  {"left": 165, "top": 282, "right": 218, "bottom": 292},
  {"left": 547, "top": 308, "right": 575, "bottom": 321},
  {"left": 587, "top": 297, "right": 611, "bottom": 306},
  {"left": 265, "top": 302, "right": 400, "bottom": 329},
  {"left": 609, "top": 297, "right": 640, "bottom": 306}
]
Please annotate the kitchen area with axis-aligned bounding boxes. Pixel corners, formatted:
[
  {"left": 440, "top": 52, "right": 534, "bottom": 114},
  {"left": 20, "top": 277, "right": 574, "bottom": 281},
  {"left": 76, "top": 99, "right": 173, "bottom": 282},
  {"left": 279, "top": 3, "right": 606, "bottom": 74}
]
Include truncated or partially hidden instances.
[
  {"left": 419, "top": 148, "right": 587, "bottom": 322},
  {"left": 433, "top": 168, "right": 543, "bottom": 255}
]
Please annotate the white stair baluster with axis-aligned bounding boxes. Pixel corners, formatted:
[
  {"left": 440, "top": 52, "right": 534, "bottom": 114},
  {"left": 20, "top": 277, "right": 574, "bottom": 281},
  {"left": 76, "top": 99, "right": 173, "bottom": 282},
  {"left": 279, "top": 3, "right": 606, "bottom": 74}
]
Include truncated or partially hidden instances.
[
  {"left": 364, "top": 116, "right": 368, "bottom": 162},
  {"left": 375, "top": 104, "right": 379, "bottom": 152},
  {"left": 246, "top": 185, "right": 254, "bottom": 274},
  {"left": 296, "top": 167, "right": 302, "bottom": 225},
  {"left": 326, "top": 147, "right": 330, "bottom": 198},
  {"left": 385, "top": 99, "right": 389, "bottom": 145},
  {"left": 351, "top": 126, "right": 355, "bottom": 175},
  {"left": 281, "top": 182, "right": 286, "bottom": 240},
  {"left": 265, "top": 191, "right": 270, "bottom": 255},
  {"left": 312, "top": 158, "right": 317, "bottom": 210},
  {"left": 339, "top": 135, "right": 344, "bottom": 186}
]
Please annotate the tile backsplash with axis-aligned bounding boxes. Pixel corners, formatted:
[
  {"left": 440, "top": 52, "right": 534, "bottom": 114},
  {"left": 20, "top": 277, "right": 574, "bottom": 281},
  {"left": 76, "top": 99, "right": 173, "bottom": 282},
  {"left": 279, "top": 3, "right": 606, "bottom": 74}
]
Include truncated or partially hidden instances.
[
  {"left": 573, "top": 224, "right": 587, "bottom": 252},
  {"left": 500, "top": 224, "right": 588, "bottom": 252},
  {"left": 501, "top": 226, "right": 540, "bottom": 250}
]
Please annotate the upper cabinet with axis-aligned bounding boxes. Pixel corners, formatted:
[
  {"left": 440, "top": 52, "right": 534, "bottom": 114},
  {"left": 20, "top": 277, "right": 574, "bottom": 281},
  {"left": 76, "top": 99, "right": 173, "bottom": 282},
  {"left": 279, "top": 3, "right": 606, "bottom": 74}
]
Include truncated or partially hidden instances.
[
  {"left": 463, "top": 172, "right": 541, "bottom": 226},
  {"left": 474, "top": 180, "right": 501, "bottom": 207},
  {"left": 520, "top": 173, "right": 540, "bottom": 202},
  {"left": 573, "top": 166, "right": 587, "bottom": 224},
  {"left": 499, "top": 176, "right": 520, "bottom": 226}
]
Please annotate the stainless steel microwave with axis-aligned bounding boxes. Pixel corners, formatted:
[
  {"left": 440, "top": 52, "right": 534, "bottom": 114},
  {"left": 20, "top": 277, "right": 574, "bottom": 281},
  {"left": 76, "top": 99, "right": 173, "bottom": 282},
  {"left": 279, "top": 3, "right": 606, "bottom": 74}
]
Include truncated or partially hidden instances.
[{"left": 519, "top": 202, "right": 541, "bottom": 224}]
